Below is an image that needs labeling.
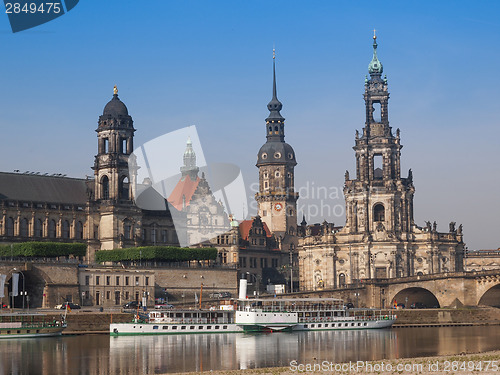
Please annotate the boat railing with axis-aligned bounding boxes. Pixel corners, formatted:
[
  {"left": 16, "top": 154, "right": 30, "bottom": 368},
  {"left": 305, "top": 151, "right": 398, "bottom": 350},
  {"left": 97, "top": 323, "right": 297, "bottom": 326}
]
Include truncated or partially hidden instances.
[{"left": 149, "top": 317, "right": 234, "bottom": 325}]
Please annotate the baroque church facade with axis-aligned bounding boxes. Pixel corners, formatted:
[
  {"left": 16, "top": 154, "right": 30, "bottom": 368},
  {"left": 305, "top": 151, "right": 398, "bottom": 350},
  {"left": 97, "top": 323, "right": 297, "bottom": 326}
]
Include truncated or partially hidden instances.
[{"left": 297, "top": 35, "right": 465, "bottom": 290}]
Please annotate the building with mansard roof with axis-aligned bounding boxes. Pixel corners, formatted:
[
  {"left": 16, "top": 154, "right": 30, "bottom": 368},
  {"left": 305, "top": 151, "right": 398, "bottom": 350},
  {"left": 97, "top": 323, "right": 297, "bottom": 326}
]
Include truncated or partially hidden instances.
[{"left": 297, "top": 35, "right": 465, "bottom": 298}]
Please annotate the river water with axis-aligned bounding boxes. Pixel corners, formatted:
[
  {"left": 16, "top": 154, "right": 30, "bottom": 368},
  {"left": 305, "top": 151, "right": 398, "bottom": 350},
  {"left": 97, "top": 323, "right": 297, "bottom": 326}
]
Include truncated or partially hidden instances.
[{"left": 2, "top": 326, "right": 500, "bottom": 374}]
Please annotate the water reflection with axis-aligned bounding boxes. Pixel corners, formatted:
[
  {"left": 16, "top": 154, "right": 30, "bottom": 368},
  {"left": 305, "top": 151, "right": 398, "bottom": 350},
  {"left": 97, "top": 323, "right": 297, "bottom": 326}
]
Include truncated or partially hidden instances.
[{"left": 2, "top": 327, "right": 500, "bottom": 374}]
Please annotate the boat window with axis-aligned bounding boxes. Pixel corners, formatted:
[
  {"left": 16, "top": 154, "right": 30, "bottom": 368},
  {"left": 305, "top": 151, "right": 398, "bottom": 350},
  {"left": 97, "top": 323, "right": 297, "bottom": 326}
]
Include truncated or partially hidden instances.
[
  {"left": 181, "top": 326, "right": 186, "bottom": 330},
  {"left": 304, "top": 325, "right": 307, "bottom": 328},
  {"left": 172, "top": 326, "right": 177, "bottom": 330},
  {"left": 36, "top": 330, "right": 39, "bottom": 333},
  {"left": 185, "top": 313, "right": 191, "bottom": 318},
  {"left": 207, "top": 326, "right": 211, "bottom": 330},
  {"left": 17, "top": 330, "right": 20, "bottom": 334},
  {"left": 358, "top": 323, "right": 361, "bottom": 326},
  {"left": 223, "top": 326, "right": 227, "bottom": 329},
  {"left": 215, "top": 326, "right": 220, "bottom": 329},
  {"left": 199, "top": 326, "right": 203, "bottom": 329},
  {"left": 325, "top": 324, "right": 328, "bottom": 327},
  {"left": 162, "top": 326, "right": 168, "bottom": 330},
  {"left": 318, "top": 324, "right": 322, "bottom": 328},
  {"left": 190, "top": 326, "right": 195, "bottom": 330},
  {"left": 364, "top": 323, "right": 367, "bottom": 326},
  {"left": 311, "top": 324, "right": 315, "bottom": 328},
  {"left": 153, "top": 326, "right": 159, "bottom": 330},
  {"left": 7, "top": 331, "right": 10, "bottom": 334},
  {"left": 175, "top": 313, "right": 182, "bottom": 318}
]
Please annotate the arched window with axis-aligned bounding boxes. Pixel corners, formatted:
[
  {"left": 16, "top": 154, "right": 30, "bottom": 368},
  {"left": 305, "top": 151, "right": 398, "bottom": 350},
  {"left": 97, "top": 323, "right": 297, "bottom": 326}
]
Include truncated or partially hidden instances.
[
  {"left": 6, "top": 217, "right": 14, "bottom": 236},
  {"left": 120, "top": 176, "right": 129, "bottom": 200},
  {"left": 123, "top": 220, "right": 132, "bottom": 240},
  {"left": 20, "top": 218, "right": 29, "bottom": 237},
  {"left": 75, "top": 221, "right": 83, "bottom": 239},
  {"left": 48, "top": 219, "right": 56, "bottom": 238},
  {"left": 339, "top": 273, "right": 346, "bottom": 287},
  {"left": 101, "top": 176, "right": 109, "bottom": 200},
  {"left": 62, "top": 220, "right": 70, "bottom": 239},
  {"left": 35, "top": 219, "right": 43, "bottom": 237},
  {"left": 374, "top": 204, "right": 385, "bottom": 222}
]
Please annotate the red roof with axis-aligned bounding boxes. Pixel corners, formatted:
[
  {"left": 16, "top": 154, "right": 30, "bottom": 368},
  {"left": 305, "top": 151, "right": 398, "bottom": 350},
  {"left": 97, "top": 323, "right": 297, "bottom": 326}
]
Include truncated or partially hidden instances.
[
  {"left": 239, "top": 219, "right": 272, "bottom": 241},
  {"left": 167, "top": 175, "right": 200, "bottom": 211}
]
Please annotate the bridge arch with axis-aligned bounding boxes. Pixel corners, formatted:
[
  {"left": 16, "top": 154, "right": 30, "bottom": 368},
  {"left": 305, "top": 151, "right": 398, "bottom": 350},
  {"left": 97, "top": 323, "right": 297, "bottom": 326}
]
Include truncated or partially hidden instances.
[
  {"left": 390, "top": 287, "right": 440, "bottom": 308},
  {"left": 478, "top": 284, "right": 500, "bottom": 307},
  {"left": 2, "top": 266, "right": 54, "bottom": 308}
]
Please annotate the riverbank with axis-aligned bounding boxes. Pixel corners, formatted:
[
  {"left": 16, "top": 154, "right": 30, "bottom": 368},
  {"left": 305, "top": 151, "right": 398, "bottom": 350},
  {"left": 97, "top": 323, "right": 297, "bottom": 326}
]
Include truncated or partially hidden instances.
[{"left": 171, "top": 350, "right": 500, "bottom": 375}]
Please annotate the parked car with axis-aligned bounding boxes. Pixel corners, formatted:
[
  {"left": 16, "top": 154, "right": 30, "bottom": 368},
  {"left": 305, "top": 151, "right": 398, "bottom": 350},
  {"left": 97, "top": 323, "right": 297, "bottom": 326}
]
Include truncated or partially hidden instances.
[
  {"left": 154, "top": 304, "right": 174, "bottom": 309},
  {"left": 56, "top": 302, "right": 81, "bottom": 310},
  {"left": 123, "top": 301, "right": 141, "bottom": 309},
  {"left": 209, "top": 292, "right": 232, "bottom": 299},
  {"left": 410, "top": 302, "right": 426, "bottom": 309}
]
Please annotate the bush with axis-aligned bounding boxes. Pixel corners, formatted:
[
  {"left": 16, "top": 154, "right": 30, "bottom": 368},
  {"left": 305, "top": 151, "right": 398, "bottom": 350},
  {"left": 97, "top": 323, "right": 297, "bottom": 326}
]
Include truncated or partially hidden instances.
[
  {"left": 0, "top": 242, "right": 86, "bottom": 257},
  {"left": 95, "top": 246, "right": 217, "bottom": 263}
]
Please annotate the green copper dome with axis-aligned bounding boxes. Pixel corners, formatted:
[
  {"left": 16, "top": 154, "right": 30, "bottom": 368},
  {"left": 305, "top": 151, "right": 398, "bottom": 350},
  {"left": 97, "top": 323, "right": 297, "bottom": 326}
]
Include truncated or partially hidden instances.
[{"left": 368, "top": 36, "right": 383, "bottom": 75}]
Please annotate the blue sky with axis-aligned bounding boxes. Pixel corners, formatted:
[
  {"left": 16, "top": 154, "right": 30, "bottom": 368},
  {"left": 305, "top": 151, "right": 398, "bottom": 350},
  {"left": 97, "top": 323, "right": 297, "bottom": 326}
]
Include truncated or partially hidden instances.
[{"left": 0, "top": 1, "right": 499, "bottom": 250}]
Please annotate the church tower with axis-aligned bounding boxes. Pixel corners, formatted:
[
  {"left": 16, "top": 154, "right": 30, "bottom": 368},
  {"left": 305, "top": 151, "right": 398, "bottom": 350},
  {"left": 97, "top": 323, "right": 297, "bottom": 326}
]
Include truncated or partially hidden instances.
[
  {"left": 93, "top": 86, "right": 135, "bottom": 202},
  {"left": 92, "top": 86, "right": 139, "bottom": 250},
  {"left": 255, "top": 51, "right": 298, "bottom": 250},
  {"left": 344, "top": 34, "right": 414, "bottom": 242},
  {"left": 343, "top": 35, "right": 415, "bottom": 277}
]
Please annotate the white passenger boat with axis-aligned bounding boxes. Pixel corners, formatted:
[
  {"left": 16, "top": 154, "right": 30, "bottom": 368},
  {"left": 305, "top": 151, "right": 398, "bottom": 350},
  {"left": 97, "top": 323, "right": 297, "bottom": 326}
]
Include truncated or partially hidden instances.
[
  {"left": 0, "top": 313, "right": 67, "bottom": 338},
  {"left": 235, "top": 297, "right": 396, "bottom": 332},
  {"left": 110, "top": 280, "right": 396, "bottom": 335},
  {"left": 110, "top": 307, "right": 243, "bottom": 336}
]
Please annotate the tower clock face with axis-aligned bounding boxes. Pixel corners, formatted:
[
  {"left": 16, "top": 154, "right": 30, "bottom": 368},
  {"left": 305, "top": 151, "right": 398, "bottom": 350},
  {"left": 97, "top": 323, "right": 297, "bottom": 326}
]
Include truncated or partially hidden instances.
[{"left": 274, "top": 203, "right": 283, "bottom": 211}]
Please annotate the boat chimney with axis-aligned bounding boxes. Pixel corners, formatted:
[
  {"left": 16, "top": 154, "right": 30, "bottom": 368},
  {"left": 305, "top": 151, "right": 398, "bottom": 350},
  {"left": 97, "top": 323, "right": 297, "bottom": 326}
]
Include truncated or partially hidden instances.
[{"left": 238, "top": 279, "right": 248, "bottom": 300}]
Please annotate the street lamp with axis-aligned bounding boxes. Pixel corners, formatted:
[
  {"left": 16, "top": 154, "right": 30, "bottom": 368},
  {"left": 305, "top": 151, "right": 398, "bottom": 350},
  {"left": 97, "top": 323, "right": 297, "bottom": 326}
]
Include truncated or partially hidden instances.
[{"left": 289, "top": 244, "right": 294, "bottom": 293}]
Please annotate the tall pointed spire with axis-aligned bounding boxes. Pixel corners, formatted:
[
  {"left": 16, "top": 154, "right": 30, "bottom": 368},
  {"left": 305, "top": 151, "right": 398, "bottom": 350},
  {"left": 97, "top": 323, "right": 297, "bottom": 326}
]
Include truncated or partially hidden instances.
[
  {"left": 266, "top": 48, "right": 284, "bottom": 122},
  {"left": 368, "top": 30, "right": 383, "bottom": 78}
]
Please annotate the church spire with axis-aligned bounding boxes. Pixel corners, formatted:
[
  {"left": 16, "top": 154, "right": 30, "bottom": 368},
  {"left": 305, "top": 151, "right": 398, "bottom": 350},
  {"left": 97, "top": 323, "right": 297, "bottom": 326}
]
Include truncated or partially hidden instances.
[
  {"left": 266, "top": 49, "right": 284, "bottom": 123},
  {"left": 368, "top": 30, "right": 383, "bottom": 78},
  {"left": 180, "top": 136, "right": 199, "bottom": 180},
  {"left": 266, "top": 49, "right": 285, "bottom": 142}
]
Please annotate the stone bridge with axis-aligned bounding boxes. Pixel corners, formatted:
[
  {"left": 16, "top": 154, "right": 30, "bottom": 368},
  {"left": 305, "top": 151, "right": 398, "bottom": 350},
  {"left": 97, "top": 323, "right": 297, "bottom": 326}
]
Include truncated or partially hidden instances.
[
  {"left": 287, "top": 270, "right": 500, "bottom": 309},
  {"left": 368, "top": 270, "right": 500, "bottom": 308}
]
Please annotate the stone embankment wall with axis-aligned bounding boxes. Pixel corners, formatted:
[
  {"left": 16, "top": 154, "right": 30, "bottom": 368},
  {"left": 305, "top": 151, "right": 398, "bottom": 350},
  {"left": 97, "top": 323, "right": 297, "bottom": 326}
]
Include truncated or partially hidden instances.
[
  {"left": 392, "top": 307, "right": 500, "bottom": 326},
  {"left": 154, "top": 268, "right": 237, "bottom": 301}
]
